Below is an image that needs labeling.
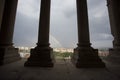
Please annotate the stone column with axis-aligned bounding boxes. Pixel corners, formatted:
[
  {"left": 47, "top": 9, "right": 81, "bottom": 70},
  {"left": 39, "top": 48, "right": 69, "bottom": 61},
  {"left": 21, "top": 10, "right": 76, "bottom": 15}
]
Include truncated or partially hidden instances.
[
  {"left": 71, "top": 0, "right": 105, "bottom": 68},
  {"left": 0, "top": 0, "right": 21, "bottom": 65},
  {"left": 0, "top": 0, "right": 5, "bottom": 30},
  {"left": 24, "top": 0, "right": 54, "bottom": 67},
  {"left": 107, "top": 0, "right": 120, "bottom": 64}
]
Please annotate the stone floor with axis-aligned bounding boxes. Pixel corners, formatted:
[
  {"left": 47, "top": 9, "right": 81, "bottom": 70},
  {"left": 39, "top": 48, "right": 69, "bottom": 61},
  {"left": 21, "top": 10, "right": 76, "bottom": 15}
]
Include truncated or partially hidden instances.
[{"left": 0, "top": 58, "right": 120, "bottom": 80}]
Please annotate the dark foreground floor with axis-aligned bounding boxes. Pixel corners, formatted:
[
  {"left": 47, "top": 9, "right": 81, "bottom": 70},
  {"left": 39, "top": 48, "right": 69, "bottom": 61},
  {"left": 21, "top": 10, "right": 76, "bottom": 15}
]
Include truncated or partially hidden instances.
[{"left": 0, "top": 59, "right": 120, "bottom": 80}]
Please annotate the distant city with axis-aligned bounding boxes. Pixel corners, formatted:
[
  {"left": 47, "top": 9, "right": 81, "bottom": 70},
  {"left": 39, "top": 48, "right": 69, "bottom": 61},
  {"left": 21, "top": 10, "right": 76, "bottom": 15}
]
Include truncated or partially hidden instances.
[{"left": 16, "top": 46, "right": 109, "bottom": 58}]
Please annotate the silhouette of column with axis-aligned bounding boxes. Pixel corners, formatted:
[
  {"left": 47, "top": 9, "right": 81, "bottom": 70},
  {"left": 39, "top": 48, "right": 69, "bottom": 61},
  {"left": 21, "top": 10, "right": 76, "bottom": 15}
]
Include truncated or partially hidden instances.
[
  {"left": 0, "top": 0, "right": 5, "bottom": 30},
  {"left": 25, "top": 0, "right": 54, "bottom": 67},
  {"left": 0, "top": 0, "right": 21, "bottom": 65},
  {"left": 72, "top": 0, "right": 105, "bottom": 68},
  {"left": 107, "top": 0, "right": 120, "bottom": 63}
]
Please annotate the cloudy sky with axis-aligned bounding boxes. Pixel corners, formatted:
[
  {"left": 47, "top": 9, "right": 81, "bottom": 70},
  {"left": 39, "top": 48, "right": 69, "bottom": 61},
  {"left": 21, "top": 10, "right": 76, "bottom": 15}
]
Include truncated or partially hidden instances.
[{"left": 13, "top": 0, "right": 113, "bottom": 48}]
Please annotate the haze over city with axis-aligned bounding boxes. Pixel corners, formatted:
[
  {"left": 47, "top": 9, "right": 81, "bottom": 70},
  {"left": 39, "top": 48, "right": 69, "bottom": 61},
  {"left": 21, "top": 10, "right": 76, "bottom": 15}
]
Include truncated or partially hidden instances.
[{"left": 13, "top": 0, "right": 113, "bottom": 48}]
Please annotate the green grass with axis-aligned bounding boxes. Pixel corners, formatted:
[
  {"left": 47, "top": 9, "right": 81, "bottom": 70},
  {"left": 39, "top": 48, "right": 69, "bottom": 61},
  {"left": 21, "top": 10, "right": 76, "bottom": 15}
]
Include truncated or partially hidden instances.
[{"left": 53, "top": 51, "right": 72, "bottom": 59}]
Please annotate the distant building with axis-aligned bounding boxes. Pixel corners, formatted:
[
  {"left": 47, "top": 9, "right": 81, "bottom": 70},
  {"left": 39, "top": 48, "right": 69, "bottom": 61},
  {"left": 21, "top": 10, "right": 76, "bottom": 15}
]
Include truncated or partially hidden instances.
[{"left": 54, "top": 48, "right": 73, "bottom": 53}]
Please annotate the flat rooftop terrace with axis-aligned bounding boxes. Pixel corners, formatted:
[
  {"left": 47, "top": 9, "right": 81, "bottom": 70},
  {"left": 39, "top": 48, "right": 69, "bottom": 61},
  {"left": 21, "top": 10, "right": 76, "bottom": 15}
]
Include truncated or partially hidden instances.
[{"left": 0, "top": 59, "right": 120, "bottom": 80}]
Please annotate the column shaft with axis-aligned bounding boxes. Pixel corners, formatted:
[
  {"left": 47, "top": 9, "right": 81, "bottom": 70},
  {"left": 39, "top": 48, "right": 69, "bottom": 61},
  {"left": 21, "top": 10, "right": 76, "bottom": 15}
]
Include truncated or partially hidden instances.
[
  {"left": 24, "top": 0, "right": 53, "bottom": 67},
  {"left": 0, "top": 0, "right": 18, "bottom": 46},
  {"left": 107, "top": 0, "right": 120, "bottom": 49},
  {"left": 38, "top": 0, "right": 50, "bottom": 46},
  {"left": 71, "top": 0, "right": 105, "bottom": 68},
  {"left": 0, "top": 0, "right": 21, "bottom": 65},
  {"left": 0, "top": 0, "right": 5, "bottom": 30},
  {"left": 107, "top": 0, "right": 120, "bottom": 64},
  {"left": 77, "top": 0, "right": 90, "bottom": 47}
]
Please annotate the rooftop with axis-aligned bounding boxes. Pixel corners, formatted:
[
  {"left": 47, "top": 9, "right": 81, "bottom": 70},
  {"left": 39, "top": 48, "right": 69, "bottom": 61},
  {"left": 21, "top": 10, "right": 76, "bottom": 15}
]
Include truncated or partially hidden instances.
[{"left": 0, "top": 59, "right": 120, "bottom": 80}]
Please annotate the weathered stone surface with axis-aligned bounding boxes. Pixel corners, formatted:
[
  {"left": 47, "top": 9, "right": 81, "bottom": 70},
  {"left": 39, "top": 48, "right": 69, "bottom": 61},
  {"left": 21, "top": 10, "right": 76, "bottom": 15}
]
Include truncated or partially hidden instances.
[
  {"left": 0, "top": 47, "right": 21, "bottom": 65},
  {"left": 72, "top": 47, "right": 105, "bottom": 68},
  {"left": 107, "top": 0, "right": 120, "bottom": 65},
  {"left": 0, "top": 0, "right": 5, "bottom": 29},
  {"left": 105, "top": 49, "right": 120, "bottom": 64},
  {"left": 24, "top": 47, "right": 54, "bottom": 67},
  {"left": 72, "top": 0, "right": 105, "bottom": 68},
  {"left": 24, "top": 0, "right": 53, "bottom": 67},
  {"left": 0, "top": 59, "right": 120, "bottom": 80},
  {"left": 0, "top": 0, "right": 21, "bottom": 65}
]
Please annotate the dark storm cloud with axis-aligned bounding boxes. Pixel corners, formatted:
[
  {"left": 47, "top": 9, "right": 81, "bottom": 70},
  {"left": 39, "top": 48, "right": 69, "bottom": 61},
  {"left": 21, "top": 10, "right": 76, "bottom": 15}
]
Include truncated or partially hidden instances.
[
  {"left": 14, "top": 12, "right": 38, "bottom": 47},
  {"left": 13, "top": 0, "right": 113, "bottom": 48}
]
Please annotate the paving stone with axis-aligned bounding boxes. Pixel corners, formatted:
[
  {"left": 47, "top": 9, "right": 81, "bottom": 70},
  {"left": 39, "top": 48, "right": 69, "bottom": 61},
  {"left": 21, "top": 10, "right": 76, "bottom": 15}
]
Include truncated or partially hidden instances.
[{"left": 0, "top": 59, "right": 120, "bottom": 80}]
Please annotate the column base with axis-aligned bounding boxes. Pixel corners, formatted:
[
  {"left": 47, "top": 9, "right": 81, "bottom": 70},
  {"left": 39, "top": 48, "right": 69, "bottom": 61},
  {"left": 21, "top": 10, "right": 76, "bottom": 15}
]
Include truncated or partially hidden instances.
[
  {"left": 24, "top": 47, "right": 54, "bottom": 67},
  {"left": 71, "top": 47, "right": 105, "bottom": 68},
  {"left": 106, "top": 48, "right": 120, "bottom": 64},
  {"left": 0, "top": 47, "right": 21, "bottom": 65}
]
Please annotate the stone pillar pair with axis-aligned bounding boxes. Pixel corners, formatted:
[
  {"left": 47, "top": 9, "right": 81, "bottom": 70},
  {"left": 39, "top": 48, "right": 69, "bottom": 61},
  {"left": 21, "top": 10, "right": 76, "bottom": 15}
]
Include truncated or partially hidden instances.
[
  {"left": 25, "top": 0, "right": 105, "bottom": 68},
  {"left": 107, "top": 0, "right": 120, "bottom": 64},
  {"left": 0, "top": 0, "right": 21, "bottom": 65}
]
